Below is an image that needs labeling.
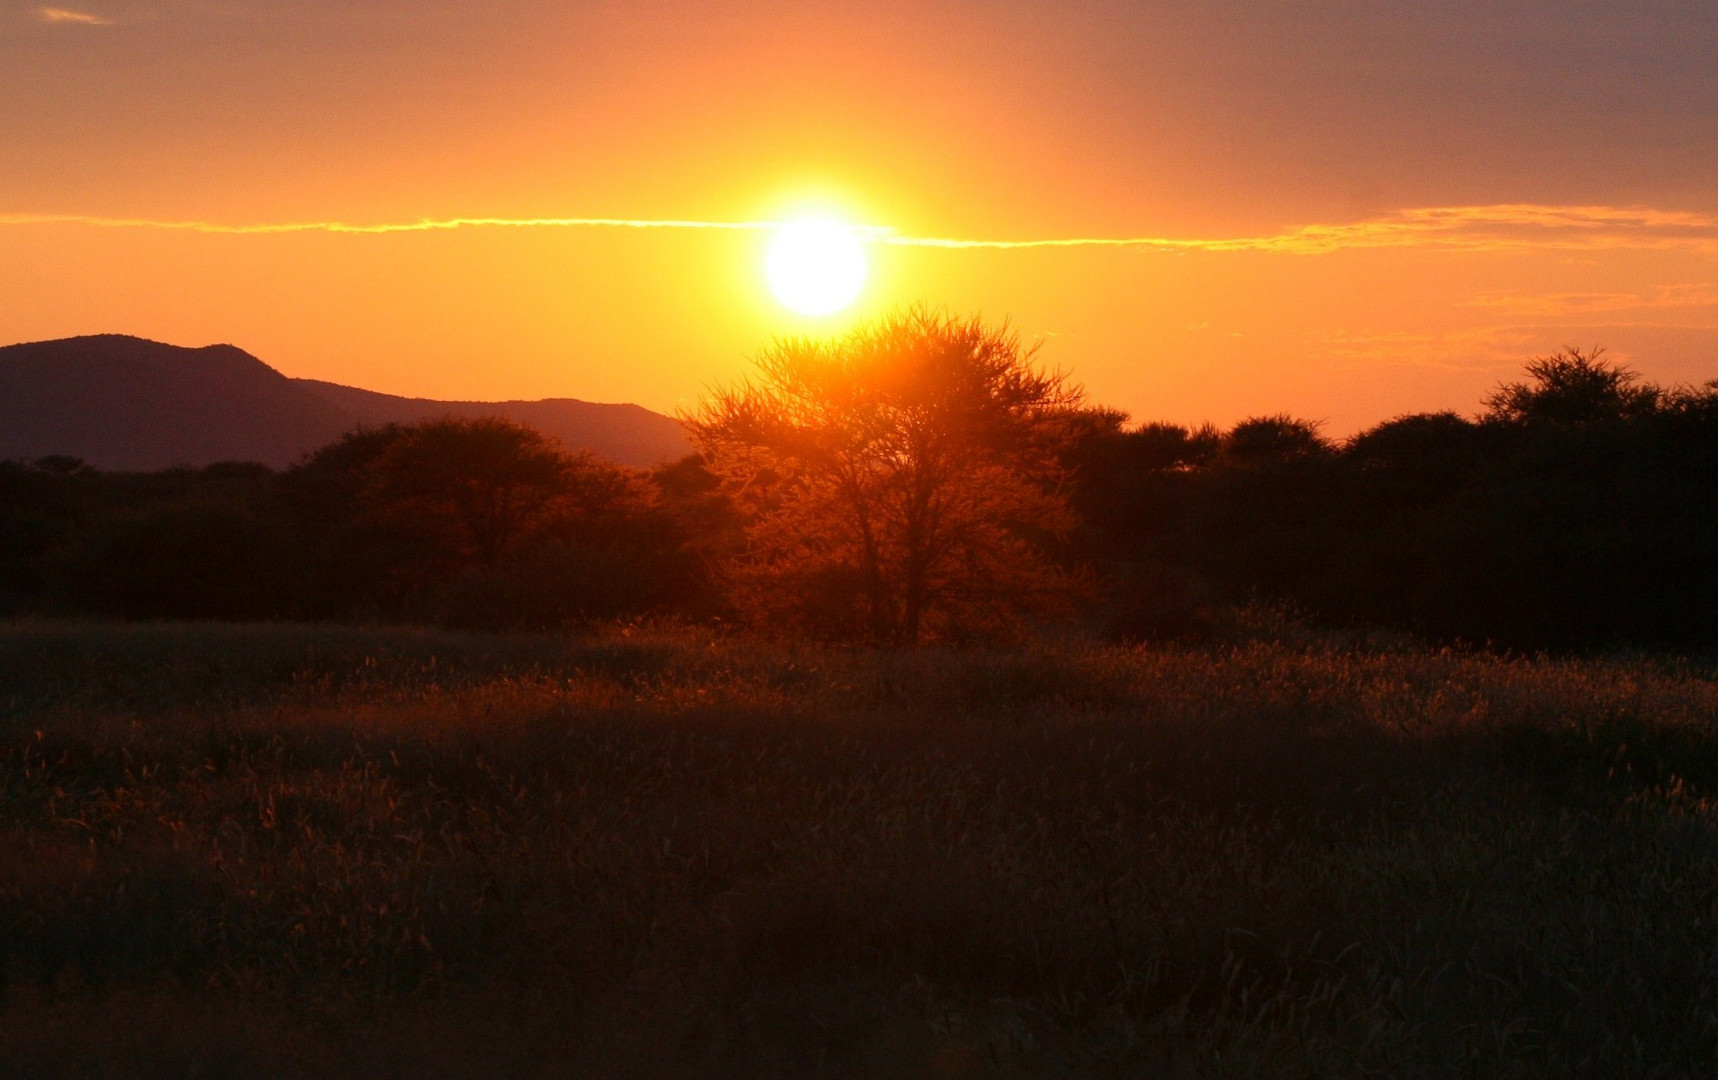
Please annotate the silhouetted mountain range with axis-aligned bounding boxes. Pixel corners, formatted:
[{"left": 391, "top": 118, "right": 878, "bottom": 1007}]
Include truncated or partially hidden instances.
[
  {"left": 0, "top": 335, "right": 691, "bottom": 470},
  {"left": 290, "top": 380, "right": 688, "bottom": 471}
]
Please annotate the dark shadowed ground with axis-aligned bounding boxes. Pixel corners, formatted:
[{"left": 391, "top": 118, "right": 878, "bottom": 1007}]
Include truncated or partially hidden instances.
[{"left": 2, "top": 621, "right": 1716, "bottom": 1077}]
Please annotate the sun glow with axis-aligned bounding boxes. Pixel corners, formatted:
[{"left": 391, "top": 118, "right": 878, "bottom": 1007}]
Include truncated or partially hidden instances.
[{"left": 764, "top": 217, "right": 868, "bottom": 315}]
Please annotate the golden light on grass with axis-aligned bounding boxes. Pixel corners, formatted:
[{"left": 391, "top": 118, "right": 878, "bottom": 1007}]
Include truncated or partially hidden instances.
[{"left": 763, "top": 216, "right": 868, "bottom": 315}]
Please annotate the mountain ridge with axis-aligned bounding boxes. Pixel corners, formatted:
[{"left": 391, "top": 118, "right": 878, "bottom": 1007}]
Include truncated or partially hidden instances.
[
  {"left": 291, "top": 378, "right": 688, "bottom": 470},
  {"left": 0, "top": 334, "right": 690, "bottom": 470}
]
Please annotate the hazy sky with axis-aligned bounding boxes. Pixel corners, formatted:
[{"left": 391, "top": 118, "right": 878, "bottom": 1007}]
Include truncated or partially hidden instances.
[{"left": 5, "top": 0, "right": 1718, "bottom": 431}]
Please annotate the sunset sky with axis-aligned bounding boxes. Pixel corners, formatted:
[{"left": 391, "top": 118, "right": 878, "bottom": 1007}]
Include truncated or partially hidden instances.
[{"left": 5, "top": 0, "right": 1718, "bottom": 432}]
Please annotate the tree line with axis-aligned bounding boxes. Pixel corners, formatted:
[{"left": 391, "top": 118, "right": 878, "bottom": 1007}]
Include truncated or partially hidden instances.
[{"left": 4, "top": 310, "right": 1717, "bottom": 650}]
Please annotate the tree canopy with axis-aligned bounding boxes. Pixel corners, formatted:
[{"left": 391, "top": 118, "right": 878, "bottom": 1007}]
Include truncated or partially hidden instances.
[
  {"left": 1484, "top": 347, "right": 1662, "bottom": 425},
  {"left": 687, "top": 309, "right": 1085, "bottom": 643}
]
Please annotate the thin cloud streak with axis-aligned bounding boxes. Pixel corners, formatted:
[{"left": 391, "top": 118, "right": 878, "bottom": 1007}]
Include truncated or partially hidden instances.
[
  {"left": 1465, "top": 284, "right": 1718, "bottom": 319},
  {"left": 5, "top": 204, "right": 1718, "bottom": 255},
  {"left": 0, "top": 214, "right": 777, "bottom": 236},
  {"left": 888, "top": 205, "right": 1718, "bottom": 254},
  {"left": 36, "top": 7, "right": 113, "bottom": 24}
]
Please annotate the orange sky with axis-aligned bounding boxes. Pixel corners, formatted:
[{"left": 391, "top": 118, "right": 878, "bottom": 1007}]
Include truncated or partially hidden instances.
[{"left": 5, "top": 0, "right": 1718, "bottom": 433}]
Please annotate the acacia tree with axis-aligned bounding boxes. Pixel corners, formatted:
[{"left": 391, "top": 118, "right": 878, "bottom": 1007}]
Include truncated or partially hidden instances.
[
  {"left": 1484, "top": 347, "right": 1662, "bottom": 425},
  {"left": 687, "top": 308, "right": 1084, "bottom": 643},
  {"left": 363, "top": 417, "right": 584, "bottom": 566},
  {"left": 288, "top": 416, "right": 666, "bottom": 614}
]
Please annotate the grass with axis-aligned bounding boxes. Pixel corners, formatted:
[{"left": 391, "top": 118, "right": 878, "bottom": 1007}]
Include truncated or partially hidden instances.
[{"left": 2, "top": 620, "right": 1718, "bottom": 1077}]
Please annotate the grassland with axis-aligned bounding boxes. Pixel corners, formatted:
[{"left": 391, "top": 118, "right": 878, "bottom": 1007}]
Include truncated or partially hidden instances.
[{"left": 2, "top": 620, "right": 1717, "bottom": 1077}]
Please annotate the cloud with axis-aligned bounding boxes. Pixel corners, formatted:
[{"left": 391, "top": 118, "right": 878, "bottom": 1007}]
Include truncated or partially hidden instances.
[
  {"left": 36, "top": 7, "right": 113, "bottom": 24},
  {"left": 1314, "top": 326, "right": 1569, "bottom": 374},
  {"left": 883, "top": 205, "right": 1718, "bottom": 256},
  {"left": 1312, "top": 288, "right": 1718, "bottom": 380},
  {"left": 1465, "top": 284, "right": 1718, "bottom": 319},
  {"left": 0, "top": 213, "right": 774, "bottom": 236},
  {"left": 3, "top": 203, "right": 1718, "bottom": 256}
]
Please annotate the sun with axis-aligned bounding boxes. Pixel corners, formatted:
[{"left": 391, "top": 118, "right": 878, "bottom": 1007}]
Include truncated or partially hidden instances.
[{"left": 764, "top": 217, "right": 868, "bottom": 316}]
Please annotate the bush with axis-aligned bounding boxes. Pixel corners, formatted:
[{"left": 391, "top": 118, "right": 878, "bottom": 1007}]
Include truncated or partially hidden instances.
[{"left": 54, "top": 499, "right": 305, "bottom": 619}]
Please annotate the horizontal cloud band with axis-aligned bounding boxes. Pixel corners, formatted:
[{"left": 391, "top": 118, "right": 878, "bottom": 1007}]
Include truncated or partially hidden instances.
[{"left": 4, "top": 204, "right": 1717, "bottom": 255}]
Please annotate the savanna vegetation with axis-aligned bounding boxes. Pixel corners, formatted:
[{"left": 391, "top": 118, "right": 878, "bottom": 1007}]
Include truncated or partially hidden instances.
[
  {"left": 687, "top": 310, "right": 1082, "bottom": 643},
  {"left": 3, "top": 621, "right": 1718, "bottom": 1077},
  {"left": 1072, "top": 347, "right": 1718, "bottom": 651},
  {"left": 4, "top": 315, "right": 1716, "bottom": 651},
  {"left": 5, "top": 313, "right": 1718, "bottom": 1075}
]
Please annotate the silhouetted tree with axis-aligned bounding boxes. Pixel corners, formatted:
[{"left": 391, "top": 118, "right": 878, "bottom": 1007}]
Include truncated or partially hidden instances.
[
  {"left": 48, "top": 461, "right": 303, "bottom": 619},
  {"left": 1484, "top": 347, "right": 1660, "bottom": 425},
  {"left": 282, "top": 417, "right": 684, "bottom": 625},
  {"left": 363, "top": 417, "right": 580, "bottom": 566},
  {"left": 1345, "top": 412, "right": 1489, "bottom": 497},
  {"left": 59, "top": 497, "right": 302, "bottom": 619},
  {"left": 0, "top": 458, "right": 92, "bottom": 610},
  {"left": 1665, "top": 378, "right": 1718, "bottom": 419},
  {"left": 1220, "top": 415, "right": 1332, "bottom": 465},
  {"left": 688, "top": 308, "right": 1084, "bottom": 643}
]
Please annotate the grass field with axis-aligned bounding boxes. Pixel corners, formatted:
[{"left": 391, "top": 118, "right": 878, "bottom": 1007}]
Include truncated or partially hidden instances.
[{"left": 3, "top": 620, "right": 1718, "bottom": 1077}]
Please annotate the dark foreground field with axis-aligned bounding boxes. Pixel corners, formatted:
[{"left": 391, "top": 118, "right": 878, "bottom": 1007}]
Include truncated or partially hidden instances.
[{"left": 3, "top": 623, "right": 1718, "bottom": 1077}]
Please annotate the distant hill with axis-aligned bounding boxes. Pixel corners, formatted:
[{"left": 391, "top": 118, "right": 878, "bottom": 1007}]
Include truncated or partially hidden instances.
[
  {"left": 0, "top": 335, "right": 691, "bottom": 470},
  {"left": 292, "top": 380, "right": 690, "bottom": 471}
]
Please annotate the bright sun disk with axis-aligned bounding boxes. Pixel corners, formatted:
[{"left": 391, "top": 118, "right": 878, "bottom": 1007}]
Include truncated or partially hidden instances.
[{"left": 764, "top": 217, "right": 868, "bottom": 315}]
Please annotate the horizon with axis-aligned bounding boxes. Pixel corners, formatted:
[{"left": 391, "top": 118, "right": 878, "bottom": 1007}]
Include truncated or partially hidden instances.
[
  {"left": 9, "top": 6, "right": 1718, "bottom": 1067},
  {"left": 0, "top": 330, "right": 675, "bottom": 411},
  {"left": 6, "top": 2, "right": 1718, "bottom": 434},
  {"left": 17, "top": 329, "right": 1718, "bottom": 441}
]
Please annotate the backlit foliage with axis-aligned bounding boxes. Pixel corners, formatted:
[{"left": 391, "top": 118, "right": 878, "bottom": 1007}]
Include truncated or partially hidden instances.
[
  {"left": 688, "top": 308, "right": 1085, "bottom": 643},
  {"left": 1484, "top": 347, "right": 1662, "bottom": 425}
]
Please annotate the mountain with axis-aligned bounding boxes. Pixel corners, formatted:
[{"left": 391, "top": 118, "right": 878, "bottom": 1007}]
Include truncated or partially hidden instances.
[
  {"left": 292, "top": 380, "right": 689, "bottom": 470},
  {"left": 0, "top": 335, "right": 691, "bottom": 471},
  {"left": 0, "top": 335, "right": 353, "bottom": 471}
]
